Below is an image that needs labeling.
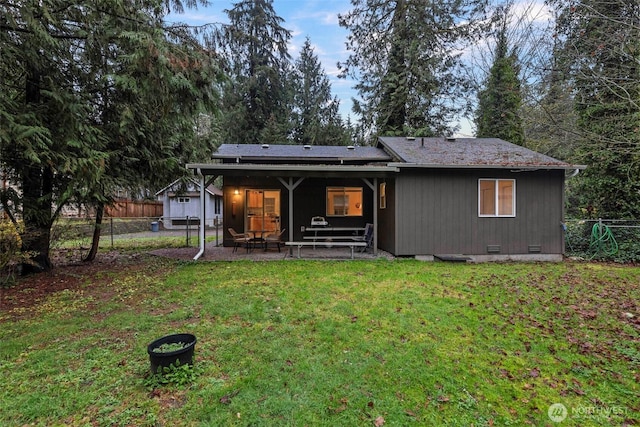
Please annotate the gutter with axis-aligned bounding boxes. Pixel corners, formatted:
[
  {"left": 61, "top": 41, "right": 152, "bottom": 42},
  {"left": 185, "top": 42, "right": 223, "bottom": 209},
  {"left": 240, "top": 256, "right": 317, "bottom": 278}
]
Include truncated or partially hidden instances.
[{"left": 388, "top": 162, "right": 586, "bottom": 171}]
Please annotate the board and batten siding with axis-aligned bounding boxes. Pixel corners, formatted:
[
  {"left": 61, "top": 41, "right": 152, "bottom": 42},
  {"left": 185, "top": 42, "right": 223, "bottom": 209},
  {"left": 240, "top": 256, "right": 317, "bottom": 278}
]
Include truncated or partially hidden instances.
[
  {"left": 377, "top": 179, "right": 396, "bottom": 253},
  {"left": 393, "top": 169, "right": 565, "bottom": 256}
]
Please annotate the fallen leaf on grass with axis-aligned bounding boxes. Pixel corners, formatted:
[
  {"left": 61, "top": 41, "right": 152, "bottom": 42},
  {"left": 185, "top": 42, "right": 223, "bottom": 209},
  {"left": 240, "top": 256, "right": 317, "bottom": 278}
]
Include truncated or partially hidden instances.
[
  {"left": 220, "top": 390, "right": 240, "bottom": 405},
  {"left": 499, "top": 368, "right": 514, "bottom": 379},
  {"left": 571, "top": 387, "right": 586, "bottom": 396},
  {"left": 374, "top": 416, "right": 385, "bottom": 426},
  {"left": 328, "top": 397, "right": 348, "bottom": 414}
]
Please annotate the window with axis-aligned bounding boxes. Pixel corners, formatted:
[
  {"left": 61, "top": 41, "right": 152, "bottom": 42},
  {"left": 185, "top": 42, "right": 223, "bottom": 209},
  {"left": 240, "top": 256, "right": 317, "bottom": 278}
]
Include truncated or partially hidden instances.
[
  {"left": 327, "top": 187, "right": 363, "bottom": 217},
  {"left": 177, "top": 197, "right": 190, "bottom": 204},
  {"left": 479, "top": 179, "right": 515, "bottom": 217},
  {"left": 380, "top": 182, "right": 386, "bottom": 209}
]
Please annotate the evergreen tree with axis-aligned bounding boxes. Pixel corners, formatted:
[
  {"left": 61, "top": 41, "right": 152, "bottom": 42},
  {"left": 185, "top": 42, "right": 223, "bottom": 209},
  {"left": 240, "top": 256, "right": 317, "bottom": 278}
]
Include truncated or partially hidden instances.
[
  {"left": 551, "top": 0, "right": 640, "bottom": 218},
  {"left": 339, "top": 0, "right": 490, "bottom": 140},
  {"left": 291, "top": 38, "right": 347, "bottom": 145},
  {"left": 475, "top": 18, "right": 525, "bottom": 145},
  {"left": 218, "top": 0, "right": 292, "bottom": 144},
  {"left": 0, "top": 0, "right": 220, "bottom": 271}
]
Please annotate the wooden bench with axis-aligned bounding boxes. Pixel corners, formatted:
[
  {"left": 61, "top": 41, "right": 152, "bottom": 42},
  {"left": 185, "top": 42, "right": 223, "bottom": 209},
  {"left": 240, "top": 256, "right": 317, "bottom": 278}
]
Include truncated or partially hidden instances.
[
  {"left": 302, "top": 236, "right": 362, "bottom": 241},
  {"left": 285, "top": 241, "right": 367, "bottom": 259}
]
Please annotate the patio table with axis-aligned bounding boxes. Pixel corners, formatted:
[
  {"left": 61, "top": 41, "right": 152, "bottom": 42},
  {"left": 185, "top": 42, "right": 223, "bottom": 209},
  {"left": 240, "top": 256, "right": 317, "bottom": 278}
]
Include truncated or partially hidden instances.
[{"left": 248, "top": 230, "right": 268, "bottom": 250}]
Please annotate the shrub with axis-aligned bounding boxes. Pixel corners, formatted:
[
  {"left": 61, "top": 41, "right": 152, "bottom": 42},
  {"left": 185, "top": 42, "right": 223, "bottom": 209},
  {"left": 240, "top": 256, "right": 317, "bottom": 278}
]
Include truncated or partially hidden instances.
[{"left": 0, "top": 220, "right": 31, "bottom": 285}]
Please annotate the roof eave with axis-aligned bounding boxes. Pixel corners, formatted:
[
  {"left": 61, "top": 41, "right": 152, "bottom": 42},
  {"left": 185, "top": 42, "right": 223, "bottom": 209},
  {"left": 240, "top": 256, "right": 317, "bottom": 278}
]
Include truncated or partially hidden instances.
[
  {"left": 187, "top": 163, "right": 399, "bottom": 173},
  {"left": 388, "top": 162, "right": 586, "bottom": 171}
]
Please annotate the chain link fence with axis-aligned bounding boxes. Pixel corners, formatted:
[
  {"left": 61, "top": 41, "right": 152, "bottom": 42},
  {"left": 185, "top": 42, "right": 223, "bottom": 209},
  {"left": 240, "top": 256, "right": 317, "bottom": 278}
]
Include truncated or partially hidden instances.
[
  {"left": 49, "top": 217, "right": 640, "bottom": 263},
  {"left": 564, "top": 219, "right": 640, "bottom": 262},
  {"left": 51, "top": 217, "right": 223, "bottom": 259}
]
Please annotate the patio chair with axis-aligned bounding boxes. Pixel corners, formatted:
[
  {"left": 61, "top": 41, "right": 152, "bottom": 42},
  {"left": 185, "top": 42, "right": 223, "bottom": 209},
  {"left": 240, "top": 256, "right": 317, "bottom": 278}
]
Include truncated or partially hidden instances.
[
  {"left": 228, "top": 228, "right": 250, "bottom": 253},
  {"left": 264, "top": 229, "right": 286, "bottom": 252},
  {"left": 356, "top": 223, "right": 374, "bottom": 252}
]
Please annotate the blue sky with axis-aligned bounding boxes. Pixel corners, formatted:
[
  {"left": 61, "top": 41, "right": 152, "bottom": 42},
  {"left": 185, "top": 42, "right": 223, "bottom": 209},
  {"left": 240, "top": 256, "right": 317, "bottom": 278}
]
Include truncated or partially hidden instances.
[{"left": 172, "top": 0, "right": 357, "bottom": 122}]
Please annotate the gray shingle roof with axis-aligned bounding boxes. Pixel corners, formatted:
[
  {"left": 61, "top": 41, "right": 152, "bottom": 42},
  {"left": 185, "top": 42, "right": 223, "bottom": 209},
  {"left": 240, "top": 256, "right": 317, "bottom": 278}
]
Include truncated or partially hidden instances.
[
  {"left": 213, "top": 144, "right": 392, "bottom": 163},
  {"left": 378, "top": 137, "right": 577, "bottom": 169}
]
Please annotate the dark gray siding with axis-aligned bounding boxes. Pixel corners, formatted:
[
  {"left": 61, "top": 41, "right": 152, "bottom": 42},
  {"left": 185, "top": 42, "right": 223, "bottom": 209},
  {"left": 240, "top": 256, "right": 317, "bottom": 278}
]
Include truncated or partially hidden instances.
[
  {"left": 378, "top": 179, "right": 396, "bottom": 254},
  {"left": 393, "top": 169, "right": 565, "bottom": 256}
]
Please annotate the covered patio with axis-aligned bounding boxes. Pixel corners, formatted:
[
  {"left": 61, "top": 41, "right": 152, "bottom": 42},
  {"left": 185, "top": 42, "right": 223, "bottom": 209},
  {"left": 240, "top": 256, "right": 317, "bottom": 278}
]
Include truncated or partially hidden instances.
[{"left": 187, "top": 144, "right": 397, "bottom": 260}]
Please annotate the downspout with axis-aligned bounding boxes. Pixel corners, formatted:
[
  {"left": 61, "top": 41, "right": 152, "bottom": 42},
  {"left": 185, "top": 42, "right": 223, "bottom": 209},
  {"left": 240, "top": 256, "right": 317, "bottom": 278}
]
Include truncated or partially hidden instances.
[
  {"left": 193, "top": 170, "right": 206, "bottom": 260},
  {"left": 566, "top": 168, "right": 580, "bottom": 179}
]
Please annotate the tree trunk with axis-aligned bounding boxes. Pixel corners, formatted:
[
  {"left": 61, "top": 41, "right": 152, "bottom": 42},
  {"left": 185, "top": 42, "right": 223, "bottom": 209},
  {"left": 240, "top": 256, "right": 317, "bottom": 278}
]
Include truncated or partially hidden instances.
[
  {"left": 20, "top": 67, "right": 53, "bottom": 273},
  {"left": 21, "top": 165, "right": 53, "bottom": 273},
  {"left": 84, "top": 203, "right": 104, "bottom": 262}
]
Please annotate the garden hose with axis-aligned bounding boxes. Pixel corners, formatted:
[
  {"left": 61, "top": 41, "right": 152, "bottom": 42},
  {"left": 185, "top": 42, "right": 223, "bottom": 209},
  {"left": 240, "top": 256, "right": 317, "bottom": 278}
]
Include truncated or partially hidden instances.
[{"left": 589, "top": 223, "right": 618, "bottom": 257}]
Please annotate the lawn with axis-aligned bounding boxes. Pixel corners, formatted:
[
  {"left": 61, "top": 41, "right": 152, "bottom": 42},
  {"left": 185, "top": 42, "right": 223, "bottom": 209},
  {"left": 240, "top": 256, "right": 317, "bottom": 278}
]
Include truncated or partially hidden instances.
[{"left": 0, "top": 256, "right": 638, "bottom": 426}]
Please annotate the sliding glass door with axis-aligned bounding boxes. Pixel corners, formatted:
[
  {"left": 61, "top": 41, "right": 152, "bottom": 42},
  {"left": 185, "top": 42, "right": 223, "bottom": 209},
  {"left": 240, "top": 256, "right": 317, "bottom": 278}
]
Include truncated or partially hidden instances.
[{"left": 245, "top": 189, "right": 281, "bottom": 233}]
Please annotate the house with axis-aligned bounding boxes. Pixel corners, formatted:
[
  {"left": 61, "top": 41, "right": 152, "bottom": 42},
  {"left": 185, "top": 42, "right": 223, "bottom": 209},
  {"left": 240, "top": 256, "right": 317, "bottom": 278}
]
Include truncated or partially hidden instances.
[
  {"left": 186, "top": 137, "right": 584, "bottom": 261},
  {"left": 155, "top": 178, "right": 223, "bottom": 229}
]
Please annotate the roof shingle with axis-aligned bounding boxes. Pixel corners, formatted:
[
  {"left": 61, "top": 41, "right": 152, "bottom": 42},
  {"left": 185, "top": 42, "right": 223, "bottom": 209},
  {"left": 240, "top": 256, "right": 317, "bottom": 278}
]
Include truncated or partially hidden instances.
[
  {"left": 378, "top": 137, "right": 577, "bottom": 169},
  {"left": 213, "top": 144, "right": 391, "bottom": 163}
]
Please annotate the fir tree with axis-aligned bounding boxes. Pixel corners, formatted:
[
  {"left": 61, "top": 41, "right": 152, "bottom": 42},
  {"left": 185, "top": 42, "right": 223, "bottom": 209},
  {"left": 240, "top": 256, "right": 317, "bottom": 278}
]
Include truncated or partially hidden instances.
[
  {"left": 291, "top": 38, "right": 347, "bottom": 145},
  {"left": 218, "top": 0, "right": 292, "bottom": 144},
  {"left": 475, "top": 20, "right": 525, "bottom": 145}
]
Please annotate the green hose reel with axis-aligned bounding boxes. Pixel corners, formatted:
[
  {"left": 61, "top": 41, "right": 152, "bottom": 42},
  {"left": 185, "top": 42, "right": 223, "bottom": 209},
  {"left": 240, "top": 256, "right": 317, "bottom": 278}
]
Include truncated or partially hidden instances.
[{"left": 589, "top": 222, "right": 618, "bottom": 257}]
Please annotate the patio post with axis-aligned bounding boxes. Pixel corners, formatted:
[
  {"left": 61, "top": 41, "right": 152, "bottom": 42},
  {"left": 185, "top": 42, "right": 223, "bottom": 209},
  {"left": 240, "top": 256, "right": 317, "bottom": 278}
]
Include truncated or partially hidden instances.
[
  {"left": 193, "top": 171, "right": 206, "bottom": 260},
  {"left": 362, "top": 177, "right": 379, "bottom": 256},
  {"left": 278, "top": 177, "right": 305, "bottom": 255}
]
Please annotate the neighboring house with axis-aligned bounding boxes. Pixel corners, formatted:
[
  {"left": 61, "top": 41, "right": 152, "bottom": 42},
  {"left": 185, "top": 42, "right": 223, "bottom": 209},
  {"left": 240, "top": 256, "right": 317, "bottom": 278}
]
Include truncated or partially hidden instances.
[
  {"left": 155, "top": 178, "right": 223, "bottom": 229},
  {"left": 187, "top": 137, "right": 584, "bottom": 261}
]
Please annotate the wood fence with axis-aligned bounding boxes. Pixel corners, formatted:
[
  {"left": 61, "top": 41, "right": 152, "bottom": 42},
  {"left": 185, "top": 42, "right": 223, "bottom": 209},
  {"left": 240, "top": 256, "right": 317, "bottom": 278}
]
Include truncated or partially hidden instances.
[{"left": 105, "top": 199, "right": 163, "bottom": 218}]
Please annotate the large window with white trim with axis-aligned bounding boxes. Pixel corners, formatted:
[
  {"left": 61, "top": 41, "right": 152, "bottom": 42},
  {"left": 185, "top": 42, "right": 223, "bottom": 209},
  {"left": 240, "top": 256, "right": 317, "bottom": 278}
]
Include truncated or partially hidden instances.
[{"left": 479, "top": 179, "right": 515, "bottom": 217}]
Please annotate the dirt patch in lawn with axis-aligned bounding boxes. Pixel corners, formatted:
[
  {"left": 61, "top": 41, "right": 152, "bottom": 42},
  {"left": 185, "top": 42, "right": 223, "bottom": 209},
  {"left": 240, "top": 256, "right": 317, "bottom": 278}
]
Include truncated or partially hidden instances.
[{"left": 0, "top": 250, "right": 172, "bottom": 320}]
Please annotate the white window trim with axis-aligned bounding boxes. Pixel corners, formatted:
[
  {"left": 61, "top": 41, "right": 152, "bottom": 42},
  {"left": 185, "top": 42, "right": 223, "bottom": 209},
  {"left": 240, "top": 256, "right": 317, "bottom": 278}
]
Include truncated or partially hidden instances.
[
  {"left": 478, "top": 179, "right": 516, "bottom": 218},
  {"left": 177, "top": 197, "right": 190, "bottom": 204}
]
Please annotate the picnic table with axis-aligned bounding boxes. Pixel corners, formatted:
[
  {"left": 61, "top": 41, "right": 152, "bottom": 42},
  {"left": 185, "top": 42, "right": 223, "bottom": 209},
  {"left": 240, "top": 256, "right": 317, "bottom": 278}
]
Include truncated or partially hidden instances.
[{"left": 303, "top": 227, "right": 366, "bottom": 246}]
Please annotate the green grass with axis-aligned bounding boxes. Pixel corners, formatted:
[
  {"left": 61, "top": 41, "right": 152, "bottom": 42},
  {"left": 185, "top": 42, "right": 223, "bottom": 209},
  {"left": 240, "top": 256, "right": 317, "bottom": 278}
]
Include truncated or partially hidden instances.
[
  {"left": 55, "top": 235, "right": 218, "bottom": 255},
  {"left": 1, "top": 259, "right": 638, "bottom": 426}
]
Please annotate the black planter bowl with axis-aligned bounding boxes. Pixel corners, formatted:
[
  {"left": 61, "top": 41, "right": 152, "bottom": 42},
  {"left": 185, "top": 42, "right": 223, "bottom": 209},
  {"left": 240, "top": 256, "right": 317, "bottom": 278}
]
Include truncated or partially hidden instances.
[{"left": 147, "top": 333, "right": 197, "bottom": 373}]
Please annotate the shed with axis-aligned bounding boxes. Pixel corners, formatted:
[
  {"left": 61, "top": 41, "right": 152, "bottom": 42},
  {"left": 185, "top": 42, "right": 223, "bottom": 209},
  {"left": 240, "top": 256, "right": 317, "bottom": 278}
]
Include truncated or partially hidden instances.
[{"left": 155, "top": 178, "right": 222, "bottom": 229}]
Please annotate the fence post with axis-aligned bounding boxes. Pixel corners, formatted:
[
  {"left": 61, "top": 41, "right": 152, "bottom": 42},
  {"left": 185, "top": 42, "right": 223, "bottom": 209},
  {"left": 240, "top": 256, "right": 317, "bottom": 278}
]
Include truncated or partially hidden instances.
[
  {"left": 110, "top": 217, "right": 114, "bottom": 250},
  {"left": 215, "top": 217, "right": 220, "bottom": 247},
  {"left": 186, "top": 216, "right": 190, "bottom": 247},
  {"left": 598, "top": 218, "right": 603, "bottom": 238}
]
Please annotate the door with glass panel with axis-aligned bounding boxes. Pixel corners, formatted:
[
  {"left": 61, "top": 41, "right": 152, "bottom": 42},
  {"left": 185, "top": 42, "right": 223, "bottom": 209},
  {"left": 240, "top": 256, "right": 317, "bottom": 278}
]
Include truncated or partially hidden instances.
[{"left": 245, "top": 189, "right": 281, "bottom": 235}]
